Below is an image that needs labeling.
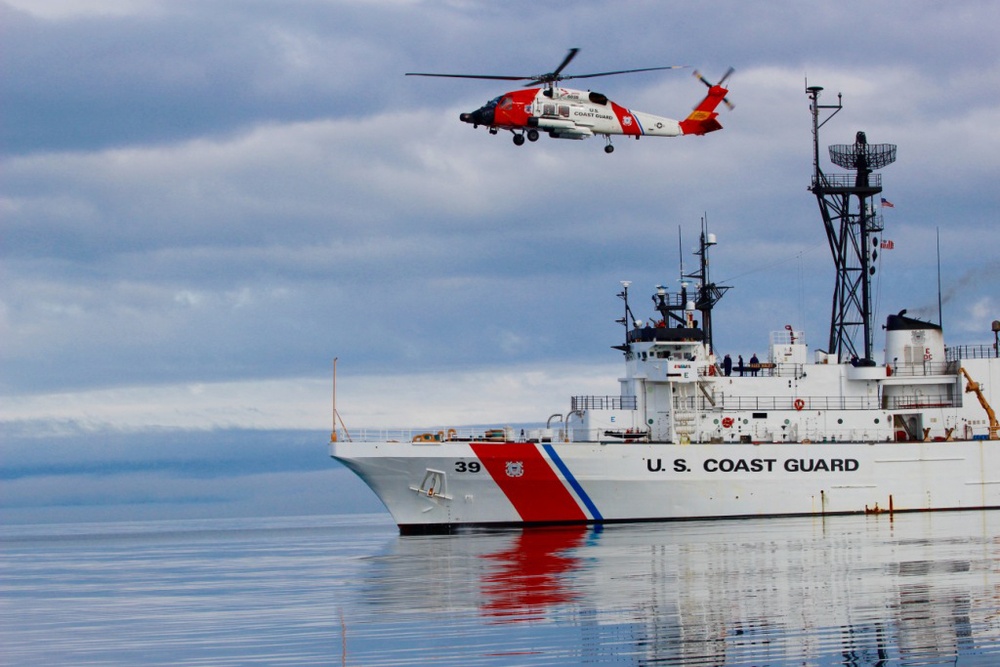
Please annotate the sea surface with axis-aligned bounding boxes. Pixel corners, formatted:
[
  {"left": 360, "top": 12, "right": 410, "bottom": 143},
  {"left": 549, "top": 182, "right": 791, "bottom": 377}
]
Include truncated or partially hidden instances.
[{"left": 3, "top": 511, "right": 1000, "bottom": 666}]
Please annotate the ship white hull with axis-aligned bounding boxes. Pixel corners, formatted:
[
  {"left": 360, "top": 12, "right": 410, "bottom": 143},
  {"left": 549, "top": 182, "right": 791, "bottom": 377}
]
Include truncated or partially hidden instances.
[{"left": 332, "top": 439, "right": 1000, "bottom": 532}]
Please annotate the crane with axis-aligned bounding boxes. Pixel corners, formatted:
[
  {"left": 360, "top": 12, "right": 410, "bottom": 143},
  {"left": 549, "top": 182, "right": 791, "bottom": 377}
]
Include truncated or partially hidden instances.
[{"left": 960, "top": 367, "right": 999, "bottom": 440}]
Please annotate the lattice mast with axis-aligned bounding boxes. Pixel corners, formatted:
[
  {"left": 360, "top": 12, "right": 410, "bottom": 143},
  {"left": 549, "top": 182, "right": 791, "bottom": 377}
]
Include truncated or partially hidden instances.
[
  {"left": 684, "top": 216, "right": 730, "bottom": 355},
  {"left": 806, "top": 85, "right": 896, "bottom": 363}
]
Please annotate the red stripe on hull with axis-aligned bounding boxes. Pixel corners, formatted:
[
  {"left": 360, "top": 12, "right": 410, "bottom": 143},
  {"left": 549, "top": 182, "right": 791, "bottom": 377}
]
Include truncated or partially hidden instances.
[{"left": 471, "top": 443, "right": 586, "bottom": 522}]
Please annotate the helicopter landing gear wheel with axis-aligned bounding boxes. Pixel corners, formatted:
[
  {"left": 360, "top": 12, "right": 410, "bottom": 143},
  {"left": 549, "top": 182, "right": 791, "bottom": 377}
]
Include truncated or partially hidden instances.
[
  {"left": 604, "top": 143, "right": 615, "bottom": 154},
  {"left": 513, "top": 133, "right": 526, "bottom": 146},
  {"left": 527, "top": 129, "right": 539, "bottom": 142}
]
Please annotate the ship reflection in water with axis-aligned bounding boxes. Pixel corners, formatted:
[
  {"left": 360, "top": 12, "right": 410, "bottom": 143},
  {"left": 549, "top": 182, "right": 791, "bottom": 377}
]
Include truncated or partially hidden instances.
[{"left": 355, "top": 511, "right": 1000, "bottom": 665}]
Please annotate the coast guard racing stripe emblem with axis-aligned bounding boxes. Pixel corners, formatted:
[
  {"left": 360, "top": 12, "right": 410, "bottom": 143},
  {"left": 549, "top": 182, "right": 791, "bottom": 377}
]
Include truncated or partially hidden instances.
[
  {"left": 471, "top": 443, "right": 587, "bottom": 522},
  {"left": 505, "top": 461, "right": 524, "bottom": 477}
]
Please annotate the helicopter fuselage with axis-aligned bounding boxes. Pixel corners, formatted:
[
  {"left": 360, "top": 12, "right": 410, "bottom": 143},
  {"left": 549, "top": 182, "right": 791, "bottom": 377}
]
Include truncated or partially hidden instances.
[
  {"left": 462, "top": 87, "right": 684, "bottom": 140},
  {"left": 410, "top": 49, "right": 731, "bottom": 152},
  {"left": 459, "top": 85, "right": 726, "bottom": 150}
]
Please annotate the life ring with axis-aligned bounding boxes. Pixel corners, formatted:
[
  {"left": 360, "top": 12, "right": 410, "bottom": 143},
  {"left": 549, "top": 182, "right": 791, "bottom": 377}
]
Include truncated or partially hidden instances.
[
  {"left": 721, "top": 417, "right": 734, "bottom": 429},
  {"left": 794, "top": 398, "right": 805, "bottom": 411}
]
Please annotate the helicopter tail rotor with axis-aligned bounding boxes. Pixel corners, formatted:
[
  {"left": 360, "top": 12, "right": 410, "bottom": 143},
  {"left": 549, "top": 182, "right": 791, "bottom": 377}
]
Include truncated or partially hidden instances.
[
  {"left": 679, "top": 68, "right": 735, "bottom": 136},
  {"left": 692, "top": 67, "right": 735, "bottom": 110}
]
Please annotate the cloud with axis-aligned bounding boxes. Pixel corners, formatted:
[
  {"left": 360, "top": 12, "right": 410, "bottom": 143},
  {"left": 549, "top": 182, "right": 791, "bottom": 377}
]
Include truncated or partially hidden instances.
[
  {"left": 1, "top": 1, "right": 998, "bottom": 527},
  {"left": 3, "top": 0, "right": 160, "bottom": 19},
  {"left": 2, "top": 361, "right": 621, "bottom": 433}
]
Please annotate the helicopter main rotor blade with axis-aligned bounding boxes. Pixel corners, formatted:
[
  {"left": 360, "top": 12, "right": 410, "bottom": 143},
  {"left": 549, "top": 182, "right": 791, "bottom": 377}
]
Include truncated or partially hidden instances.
[
  {"left": 405, "top": 73, "right": 528, "bottom": 81},
  {"left": 558, "top": 64, "right": 688, "bottom": 82},
  {"left": 407, "top": 50, "right": 689, "bottom": 87},
  {"left": 407, "top": 49, "right": 582, "bottom": 84},
  {"left": 547, "top": 47, "right": 579, "bottom": 80}
]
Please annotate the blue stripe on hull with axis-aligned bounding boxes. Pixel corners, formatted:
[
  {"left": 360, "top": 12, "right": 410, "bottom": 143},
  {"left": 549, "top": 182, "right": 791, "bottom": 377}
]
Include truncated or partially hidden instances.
[{"left": 543, "top": 444, "right": 604, "bottom": 521}]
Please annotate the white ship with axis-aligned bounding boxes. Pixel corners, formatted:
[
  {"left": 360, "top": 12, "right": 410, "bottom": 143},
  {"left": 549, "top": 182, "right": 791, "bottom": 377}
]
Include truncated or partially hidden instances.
[{"left": 330, "top": 85, "right": 999, "bottom": 534}]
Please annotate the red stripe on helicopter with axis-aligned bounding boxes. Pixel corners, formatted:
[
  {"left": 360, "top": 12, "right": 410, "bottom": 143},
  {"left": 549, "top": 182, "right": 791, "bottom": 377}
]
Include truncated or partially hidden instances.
[
  {"left": 610, "top": 102, "right": 643, "bottom": 136},
  {"left": 470, "top": 443, "right": 587, "bottom": 522}
]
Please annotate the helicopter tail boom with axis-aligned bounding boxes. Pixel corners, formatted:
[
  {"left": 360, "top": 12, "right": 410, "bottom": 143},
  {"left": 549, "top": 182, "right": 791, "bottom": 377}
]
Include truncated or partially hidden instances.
[{"left": 678, "top": 84, "right": 728, "bottom": 135}]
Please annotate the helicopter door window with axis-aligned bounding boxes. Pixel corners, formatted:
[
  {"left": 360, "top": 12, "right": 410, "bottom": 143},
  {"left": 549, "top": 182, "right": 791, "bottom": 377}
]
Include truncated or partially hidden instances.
[
  {"left": 559, "top": 105, "right": 570, "bottom": 118},
  {"left": 542, "top": 103, "right": 556, "bottom": 117},
  {"left": 499, "top": 96, "right": 513, "bottom": 110}
]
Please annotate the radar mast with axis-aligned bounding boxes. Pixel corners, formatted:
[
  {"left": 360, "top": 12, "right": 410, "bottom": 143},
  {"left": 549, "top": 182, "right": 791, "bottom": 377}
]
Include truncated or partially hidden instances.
[{"left": 806, "top": 85, "right": 896, "bottom": 363}]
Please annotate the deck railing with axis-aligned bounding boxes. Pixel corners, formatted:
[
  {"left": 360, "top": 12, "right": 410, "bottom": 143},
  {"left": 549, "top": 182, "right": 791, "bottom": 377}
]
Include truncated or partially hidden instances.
[
  {"left": 676, "top": 395, "right": 882, "bottom": 411},
  {"left": 885, "top": 394, "right": 961, "bottom": 410},
  {"left": 889, "top": 360, "right": 959, "bottom": 377},
  {"left": 571, "top": 395, "right": 638, "bottom": 411},
  {"left": 703, "top": 362, "right": 805, "bottom": 379},
  {"left": 946, "top": 344, "right": 998, "bottom": 361},
  {"left": 341, "top": 426, "right": 513, "bottom": 443}
]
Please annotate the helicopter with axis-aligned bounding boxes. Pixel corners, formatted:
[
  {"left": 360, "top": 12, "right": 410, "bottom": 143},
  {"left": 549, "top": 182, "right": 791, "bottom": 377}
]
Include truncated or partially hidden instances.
[{"left": 406, "top": 48, "right": 733, "bottom": 153}]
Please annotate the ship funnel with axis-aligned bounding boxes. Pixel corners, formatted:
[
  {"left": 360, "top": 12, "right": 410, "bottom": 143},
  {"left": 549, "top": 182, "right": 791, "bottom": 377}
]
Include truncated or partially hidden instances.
[{"left": 885, "top": 311, "right": 944, "bottom": 368}]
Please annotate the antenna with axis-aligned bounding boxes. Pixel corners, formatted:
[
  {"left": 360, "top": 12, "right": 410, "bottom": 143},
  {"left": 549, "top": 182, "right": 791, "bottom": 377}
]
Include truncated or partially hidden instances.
[
  {"left": 614, "top": 281, "right": 636, "bottom": 358},
  {"left": 683, "top": 214, "right": 729, "bottom": 353},
  {"left": 330, "top": 358, "right": 352, "bottom": 443},
  {"left": 677, "top": 225, "right": 684, "bottom": 284},
  {"left": 806, "top": 85, "right": 896, "bottom": 364},
  {"left": 936, "top": 227, "right": 943, "bottom": 327}
]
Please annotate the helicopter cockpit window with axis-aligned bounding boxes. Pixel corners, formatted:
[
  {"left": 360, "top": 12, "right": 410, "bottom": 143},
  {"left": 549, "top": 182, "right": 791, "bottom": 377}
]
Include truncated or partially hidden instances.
[{"left": 499, "top": 96, "right": 514, "bottom": 110}]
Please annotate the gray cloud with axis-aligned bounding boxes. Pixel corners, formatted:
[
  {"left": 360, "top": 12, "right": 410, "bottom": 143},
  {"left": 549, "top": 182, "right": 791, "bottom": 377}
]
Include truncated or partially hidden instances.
[{"left": 2, "top": 0, "right": 998, "bottom": 410}]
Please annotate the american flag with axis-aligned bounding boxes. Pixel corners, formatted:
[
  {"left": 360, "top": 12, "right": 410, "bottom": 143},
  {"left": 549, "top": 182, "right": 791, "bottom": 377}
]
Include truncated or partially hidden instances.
[{"left": 880, "top": 197, "right": 895, "bottom": 208}]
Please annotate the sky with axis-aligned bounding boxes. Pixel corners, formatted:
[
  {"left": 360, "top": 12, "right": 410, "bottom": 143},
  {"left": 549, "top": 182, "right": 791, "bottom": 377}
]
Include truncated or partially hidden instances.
[{"left": 2, "top": 0, "right": 999, "bottom": 522}]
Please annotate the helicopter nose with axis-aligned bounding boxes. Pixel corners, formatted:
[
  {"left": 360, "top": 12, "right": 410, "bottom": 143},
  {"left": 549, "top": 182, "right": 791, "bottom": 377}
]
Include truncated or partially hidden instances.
[{"left": 460, "top": 106, "right": 494, "bottom": 127}]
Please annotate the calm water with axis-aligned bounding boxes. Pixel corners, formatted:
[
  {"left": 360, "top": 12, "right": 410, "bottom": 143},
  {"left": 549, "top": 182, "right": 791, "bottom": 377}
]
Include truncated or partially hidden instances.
[{"left": 3, "top": 511, "right": 1000, "bottom": 666}]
